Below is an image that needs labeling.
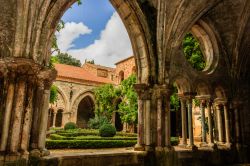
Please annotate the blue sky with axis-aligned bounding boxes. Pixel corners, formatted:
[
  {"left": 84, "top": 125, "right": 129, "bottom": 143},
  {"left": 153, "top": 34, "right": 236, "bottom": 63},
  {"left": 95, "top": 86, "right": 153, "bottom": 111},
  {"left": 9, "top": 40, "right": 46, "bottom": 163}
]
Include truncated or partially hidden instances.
[{"left": 56, "top": 0, "right": 133, "bottom": 67}]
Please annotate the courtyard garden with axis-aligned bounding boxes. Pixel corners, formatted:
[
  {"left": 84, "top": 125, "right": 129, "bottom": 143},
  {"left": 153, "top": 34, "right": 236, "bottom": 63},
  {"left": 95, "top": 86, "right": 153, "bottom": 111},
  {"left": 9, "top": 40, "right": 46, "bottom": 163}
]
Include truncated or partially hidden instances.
[{"left": 46, "top": 123, "right": 179, "bottom": 149}]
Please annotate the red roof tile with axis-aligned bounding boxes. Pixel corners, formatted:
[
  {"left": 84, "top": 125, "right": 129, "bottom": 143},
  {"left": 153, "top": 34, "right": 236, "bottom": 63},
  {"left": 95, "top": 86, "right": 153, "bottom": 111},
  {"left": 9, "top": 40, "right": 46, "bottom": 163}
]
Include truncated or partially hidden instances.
[{"left": 55, "top": 64, "right": 114, "bottom": 84}]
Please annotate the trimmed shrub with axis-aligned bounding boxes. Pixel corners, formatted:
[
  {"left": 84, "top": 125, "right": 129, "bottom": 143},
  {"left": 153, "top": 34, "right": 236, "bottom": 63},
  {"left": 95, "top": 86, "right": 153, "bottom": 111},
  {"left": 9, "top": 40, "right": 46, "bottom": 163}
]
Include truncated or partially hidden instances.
[
  {"left": 88, "top": 116, "right": 109, "bottom": 129},
  {"left": 46, "top": 140, "right": 136, "bottom": 149},
  {"left": 171, "top": 137, "right": 180, "bottom": 146},
  {"left": 64, "top": 122, "right": 77, "bottom": 130},
  {"left": 99, "top": 124, "right": 116, "bottom": 137}
]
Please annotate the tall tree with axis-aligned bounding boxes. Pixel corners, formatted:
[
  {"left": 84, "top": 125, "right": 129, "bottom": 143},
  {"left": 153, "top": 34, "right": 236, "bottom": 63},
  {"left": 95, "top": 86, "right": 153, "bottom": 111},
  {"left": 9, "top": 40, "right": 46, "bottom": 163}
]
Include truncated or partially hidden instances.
[{"left": 53, "top": 53, "right": 82, "bottom": 67}]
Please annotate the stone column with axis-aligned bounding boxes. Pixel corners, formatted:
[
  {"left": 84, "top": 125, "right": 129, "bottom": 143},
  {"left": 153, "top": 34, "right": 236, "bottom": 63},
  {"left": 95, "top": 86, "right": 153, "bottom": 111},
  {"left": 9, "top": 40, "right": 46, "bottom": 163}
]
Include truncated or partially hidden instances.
[
  {"left": 165, "top": 94, "right": 171, "bottom": 150},
  {"left": 0, "top": 74, "right": 15, "bottom": 151},
  {"left": 233, "top": 101, "right": 241, "bottom": 149},
  {"left": 156, "top": 95, "right": 163, "bottom": 150},
  {"left": 52, "top": 111, "right": 57, "bottom": 128},
  {"left": 186, "top": 97, "right": 196, "bottom": 150},
  {"left": 215, "top": 104, "right": 224, "bottom": 143},
  {"left": 223, "top": 103, "right": 231, "bottom": 147},
  {"left": 179, "top": 97, "right": 187, "bottom": 146},
  {"left": 200, "top": 100, "right": 207, "bottom": 144},
  {"left": 155, "top": 86, "right": 168, "bottom": 151},
  {"left": 207, "top": 101, "right": 214, "bottom": 146},
  {"left": 134, "top": 84, "right": 151, "bottom": 151},
  {"left": 9, "top": 76, "right": 26, "bottom": 153},
  {"left": 145, "top": 99, "right": 152, "bottom": 151},
  {"left": 134, "top": 97, "right": 145, "bottom": 151},
  {"left": 38, "top": 87, "right": 50, "bottom": 153},
  {"left": 20, "top": 79, "right": 35, "bottom": 154}
]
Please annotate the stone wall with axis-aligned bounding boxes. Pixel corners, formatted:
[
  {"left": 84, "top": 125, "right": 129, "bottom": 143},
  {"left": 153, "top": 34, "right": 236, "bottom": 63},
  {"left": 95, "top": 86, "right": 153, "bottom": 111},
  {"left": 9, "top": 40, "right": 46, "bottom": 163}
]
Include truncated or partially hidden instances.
[{"left": 115, "top": 56, "right": 136, "bottom": 83}]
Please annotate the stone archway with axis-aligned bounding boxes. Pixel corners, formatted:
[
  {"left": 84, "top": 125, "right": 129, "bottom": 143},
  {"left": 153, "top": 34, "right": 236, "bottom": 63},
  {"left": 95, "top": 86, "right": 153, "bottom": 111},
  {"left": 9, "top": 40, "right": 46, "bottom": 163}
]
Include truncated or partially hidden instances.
[
  {"left": 118, "top": 70, "right": 125, "bottom": 83},
  {"left": 42, "top": 0, "right": 154, "bottom": 84},
  {"left": 76, "top": 96, "right": 95, "bottom": 128}
]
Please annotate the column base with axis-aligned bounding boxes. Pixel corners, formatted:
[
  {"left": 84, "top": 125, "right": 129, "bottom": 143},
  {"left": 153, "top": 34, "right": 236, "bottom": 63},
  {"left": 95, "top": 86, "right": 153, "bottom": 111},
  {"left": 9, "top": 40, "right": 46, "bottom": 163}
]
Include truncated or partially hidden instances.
[
  {"left": 164, "top": 146, "right": 173, "bottom": 152},
  {"left": 200, "top": 142, "right": 208, "bottom": 147},
  {"left": 186, "top": 145, "right": 198, "bottom": 151},
  {"left": 30, "top": 148, "right": 50, "bottom": 158},
  {"left": 178, "top": 143, "right": 187, "bottom": 148},
  {"left": 134, "top": 144, "right": 145, "bottom": 151},
  {"left": 145, "top": 145, "right": 154, "bottom": 152},
  {"left": 225, "top": 143, "right": 232, "bottom": 149},
  {"left": 155, "top": 146, "right": 164, "bottom": 151},
  {"left": 208, "top": 143, "right": 217, "bottom": 149}
]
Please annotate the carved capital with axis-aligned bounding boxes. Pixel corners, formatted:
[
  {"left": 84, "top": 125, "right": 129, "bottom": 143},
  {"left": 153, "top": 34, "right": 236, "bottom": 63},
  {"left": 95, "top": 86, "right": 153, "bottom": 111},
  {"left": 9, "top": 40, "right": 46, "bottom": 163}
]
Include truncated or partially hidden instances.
[
  {"left": 154, "top": 84, "right": 171, "bottom": 99},
  {"left": 134, "top": 83, "right": 152, "bottom": 100},
  {"left": 37, "top": 68, "right": 57, "bottom": 90}
]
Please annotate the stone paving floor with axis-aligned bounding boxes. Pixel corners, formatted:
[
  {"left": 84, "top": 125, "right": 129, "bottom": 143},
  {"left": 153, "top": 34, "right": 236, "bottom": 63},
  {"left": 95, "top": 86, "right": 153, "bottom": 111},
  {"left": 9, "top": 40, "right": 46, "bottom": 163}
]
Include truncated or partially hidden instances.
[{"left": 46, "top": 147, "right": 144, "bottom": 158}]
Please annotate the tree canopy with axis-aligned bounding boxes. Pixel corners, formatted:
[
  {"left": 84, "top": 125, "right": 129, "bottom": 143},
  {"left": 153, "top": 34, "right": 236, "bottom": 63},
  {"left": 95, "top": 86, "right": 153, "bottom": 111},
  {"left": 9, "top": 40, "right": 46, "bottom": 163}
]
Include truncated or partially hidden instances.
[
  {"left": 94, "top": 75, "right": 138, "bottom": 125},
  {"left": 52, "top": 53, "right": 82, "bottom": 67},
  {"left": 183, "top": 33, "right": 206, "bottom": 71}
]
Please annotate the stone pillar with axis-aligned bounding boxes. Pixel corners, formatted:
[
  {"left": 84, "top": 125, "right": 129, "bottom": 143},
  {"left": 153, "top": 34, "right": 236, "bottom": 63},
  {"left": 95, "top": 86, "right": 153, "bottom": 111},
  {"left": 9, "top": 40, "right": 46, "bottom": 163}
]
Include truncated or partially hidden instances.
[
  {"left": 135, "top": 98, "right": 144, "bottom": 151},
  {"left": 207, "top": 101, "right": 214, "bottom": 146},
  {"left": 215, "top": 104, "right": 224, "bottom": 143},
  {"left": 52, "top": 111, "right": 57, "bottom": 128},
  {"left": 233, "top": 101, "right": 241, "bottom": 149},
  {"left": 0, "top": 73, "right": 15, "bottom": 151},
  {"left": 38, "top": 88, "right": 50, "bottom": 152},
  {"left": 200, "top": 100, "right": 207, "bottom": 144},
  {"left": 223, "top": 103, "right": 231, "bottom": 147},
  {"left": 165, "top": 92, "right": 171, "bottom": 150},
  {"left": 186, "top": 96, "right": 197, "bottom": 150},
  {"left": 134, "top": 84, "right": 151, "bottom": 151},
  {"left": 156, "top": 95, "right": 163, "bottom": 150},
  {"left": 9, "top": 76, "right": 27, "bottom": 153},
  {"left": 20, "top": 79, "right": 35, "bottom": 154},
  {"left": 155, "top": 86, "right": 169, "bottom": 151},
  {"left": 179, "top": 97, "right": 187, "bottom": 146}
]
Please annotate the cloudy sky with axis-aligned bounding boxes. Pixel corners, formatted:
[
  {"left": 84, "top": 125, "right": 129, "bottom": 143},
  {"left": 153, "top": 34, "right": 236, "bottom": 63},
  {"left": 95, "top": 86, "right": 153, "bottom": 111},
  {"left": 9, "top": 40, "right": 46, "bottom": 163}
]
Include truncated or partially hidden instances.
[{"left": 56, "top": 0, "right": 133, "bottom": 67}]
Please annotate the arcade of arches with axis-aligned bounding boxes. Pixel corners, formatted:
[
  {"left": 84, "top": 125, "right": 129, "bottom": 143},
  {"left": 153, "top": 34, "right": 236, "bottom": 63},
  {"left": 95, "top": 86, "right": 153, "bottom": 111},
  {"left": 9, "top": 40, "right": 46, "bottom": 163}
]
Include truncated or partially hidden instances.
[{"left": 0, "top": 0, "right": 250, "bottom": 165}]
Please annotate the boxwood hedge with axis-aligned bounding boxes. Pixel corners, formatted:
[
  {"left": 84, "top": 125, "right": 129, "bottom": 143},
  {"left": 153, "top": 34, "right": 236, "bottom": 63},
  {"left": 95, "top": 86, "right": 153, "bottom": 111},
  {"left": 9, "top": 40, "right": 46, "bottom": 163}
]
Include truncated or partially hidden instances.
[{"left": 46, "top": 140, "right": 137, "bottom": 149}]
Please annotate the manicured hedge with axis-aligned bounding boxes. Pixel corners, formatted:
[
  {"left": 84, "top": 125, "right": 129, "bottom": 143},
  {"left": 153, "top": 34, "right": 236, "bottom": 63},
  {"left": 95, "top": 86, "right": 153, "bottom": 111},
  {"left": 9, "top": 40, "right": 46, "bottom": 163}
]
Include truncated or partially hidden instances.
[
  {"left": 99, "top": 124, "right": 116, "bottom": 137},
  {"left": 171, "top": 137, "right": 179, "bottom": 146},
  {"left": 56, "top": 130, "right": 137, "bottom": 137},
  {"left": 49, "top": 134, "right": 137, "bottom": 141},
  {"left": 46, "top": 139, "right": 137, "bottom": 149}
]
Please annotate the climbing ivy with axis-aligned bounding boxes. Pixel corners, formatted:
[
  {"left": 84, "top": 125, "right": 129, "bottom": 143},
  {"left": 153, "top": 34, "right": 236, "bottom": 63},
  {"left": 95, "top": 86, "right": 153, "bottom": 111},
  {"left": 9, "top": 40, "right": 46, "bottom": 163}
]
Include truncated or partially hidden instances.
[{"left": 50, "top": 85, "right": 58, "bottom": 104}]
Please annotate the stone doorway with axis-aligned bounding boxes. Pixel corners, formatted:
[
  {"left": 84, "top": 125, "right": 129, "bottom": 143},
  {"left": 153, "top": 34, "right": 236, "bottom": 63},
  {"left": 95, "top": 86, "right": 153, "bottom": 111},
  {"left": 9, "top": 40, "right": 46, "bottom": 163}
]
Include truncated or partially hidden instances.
[
  {"left": 76, "top": 96, "right": 95, "bottom": 128},
  {"left": 115, "top": 112, "right": 123, "bottom": 132},
  {"left": 55, "top": 109, "right": 63, "bottom": 127}
]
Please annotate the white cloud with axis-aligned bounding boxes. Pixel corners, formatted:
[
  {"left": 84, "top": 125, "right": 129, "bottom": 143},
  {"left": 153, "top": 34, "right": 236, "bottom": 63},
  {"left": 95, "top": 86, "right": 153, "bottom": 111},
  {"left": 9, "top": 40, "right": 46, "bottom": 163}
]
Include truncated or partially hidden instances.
[
  {"left": 67, "top": 12, "right": 133, "bottom": 67},
  {"left": 56, "top": 22, "right": 92, "bottom": 52}
]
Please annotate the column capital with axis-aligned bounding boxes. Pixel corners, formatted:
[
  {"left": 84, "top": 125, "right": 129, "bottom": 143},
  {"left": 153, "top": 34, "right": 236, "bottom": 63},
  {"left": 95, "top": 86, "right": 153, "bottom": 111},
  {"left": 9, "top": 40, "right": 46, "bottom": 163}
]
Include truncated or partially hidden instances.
[
  {"left": 134, "top": 83, "right": 152, "bottom": 100},
  {"left": 183, "top": 92, "right": 197, "bottom": 102},
  {"left": 153, "top": 84, "right": 171, "bottom": 99},
  {"left": 214, "top": 98, "right": 227, "bottom": 106},
  {"left": 37, "top": 68, "right": 57, "bottom": 90}
]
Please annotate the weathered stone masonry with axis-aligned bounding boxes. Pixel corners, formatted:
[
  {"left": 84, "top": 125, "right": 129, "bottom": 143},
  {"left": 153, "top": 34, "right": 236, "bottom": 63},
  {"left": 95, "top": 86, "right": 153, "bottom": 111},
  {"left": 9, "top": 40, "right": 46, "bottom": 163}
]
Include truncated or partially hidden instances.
[
  {"left": 0, "top": 58, "right": 56, "bottom": 161},
  {"left": 0, "top": 0, "right": 250, "bottom": 165}
]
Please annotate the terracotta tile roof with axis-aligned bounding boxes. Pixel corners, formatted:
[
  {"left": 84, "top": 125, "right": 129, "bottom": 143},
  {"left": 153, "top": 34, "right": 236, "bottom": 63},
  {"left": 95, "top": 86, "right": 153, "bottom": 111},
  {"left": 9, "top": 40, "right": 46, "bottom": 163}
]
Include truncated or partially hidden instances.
[{"left": 55, "top": 64, "right": 115, "bottom": 84}]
